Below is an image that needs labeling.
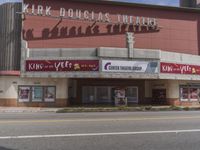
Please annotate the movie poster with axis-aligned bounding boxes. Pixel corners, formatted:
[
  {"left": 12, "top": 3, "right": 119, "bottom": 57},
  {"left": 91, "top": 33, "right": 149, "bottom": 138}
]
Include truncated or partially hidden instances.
[
  {"left": 114, "top": 88, "right": 127, "bottom": 106},
  {"left": 180, "top": 87, "right": 189, "bottom": 101},
  {"left": 18, "top": 87, "right": 30, "bottom": 102},
  {"left": 32, "top": 86, "right": 43, "bottom": 102},
  {"left": 189, "top": 88, "right": 198, "bottom": 101},
  {"left": 44, "top": 87, "right": 56, "bottom": 102}
]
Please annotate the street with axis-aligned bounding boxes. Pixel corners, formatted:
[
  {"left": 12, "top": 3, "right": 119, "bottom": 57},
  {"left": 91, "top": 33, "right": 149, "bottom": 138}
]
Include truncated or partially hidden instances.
[{"left": 0, "top": 111, "right": 199, "bottom": 150}]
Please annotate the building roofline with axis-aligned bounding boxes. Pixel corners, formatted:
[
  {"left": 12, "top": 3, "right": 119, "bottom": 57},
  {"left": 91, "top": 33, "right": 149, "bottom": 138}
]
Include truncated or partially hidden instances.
[{"left": 70, "top": 0, "right": 200, "bottom": 14}]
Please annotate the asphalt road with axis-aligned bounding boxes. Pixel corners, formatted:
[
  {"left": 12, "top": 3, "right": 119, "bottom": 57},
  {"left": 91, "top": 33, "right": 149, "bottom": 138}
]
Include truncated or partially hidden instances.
[{"left": 0, "top": 111, "right": 200, "bottom": 150}]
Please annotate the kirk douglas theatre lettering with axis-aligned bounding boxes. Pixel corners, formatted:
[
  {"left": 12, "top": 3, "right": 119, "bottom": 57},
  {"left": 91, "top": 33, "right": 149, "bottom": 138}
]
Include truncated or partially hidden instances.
[{"left": 23, "top": 4, "right": 158, "bottom": 28}]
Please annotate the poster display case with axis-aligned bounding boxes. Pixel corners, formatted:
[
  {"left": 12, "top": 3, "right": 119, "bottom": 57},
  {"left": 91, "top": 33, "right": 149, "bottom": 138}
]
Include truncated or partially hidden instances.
[
  {"left": 18, "top": 86, "right": 56, "bottom": 103},
  {"left": 18, "top": 86, "right": 31, "bottom": 102},
  {"left": 114, "top": 88, "right": 127, "bottom": 106},
  {"left": 44, "top": 87, "right": 56, "bottom": 102}
]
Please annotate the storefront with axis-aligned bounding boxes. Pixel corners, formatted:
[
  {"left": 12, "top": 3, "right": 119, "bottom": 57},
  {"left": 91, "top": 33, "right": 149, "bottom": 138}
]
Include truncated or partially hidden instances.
[{"left": 1, "top": 0, "right": 200, "bottom": 107}]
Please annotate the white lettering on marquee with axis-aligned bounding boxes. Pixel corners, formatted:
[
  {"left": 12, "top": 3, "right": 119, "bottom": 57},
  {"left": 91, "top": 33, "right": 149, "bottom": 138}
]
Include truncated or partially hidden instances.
[
  {"left": 23, "top": 4, "right": 29, "bottom": 13},
  {"left": 37, "top": 5, "right": 43, "bottom": 16},
  {"left": 83, "top": 10, "right": 89, "bottom": 20},
  {"left": 29, "top": 63, "right": 44, "bottom": 70},
  {"left": 68, "top": 9, "right": 73, "bottom": 18},
  {"left": 45, "top": 6, "right": 51, "bottom": 16},
  {"left": 31, "top": 4, "right": 35, "bottom": 15},
  {"left": 60, "top": 8, "right": 65, "bottom": 17},
  {"left": 54, "top": 61, "right": 72, "bottom": 72}
]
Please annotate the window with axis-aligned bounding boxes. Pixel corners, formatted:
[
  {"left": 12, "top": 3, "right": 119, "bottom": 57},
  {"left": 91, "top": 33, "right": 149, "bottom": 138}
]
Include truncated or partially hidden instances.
[
  {"left": 82, "top": 86, "right": 112, "bottom": 104},
  {"left": 96, "top": 87, "right": 111, "bottom": 103},
  {"left": 126, "top": 87, "right": 138, "bottom": 103},
  {"left": 82, "top": 86, "right": 139, "bottom": 104},
  {"left": 82, "top": 86, "right": 95, "bottom": 103}
]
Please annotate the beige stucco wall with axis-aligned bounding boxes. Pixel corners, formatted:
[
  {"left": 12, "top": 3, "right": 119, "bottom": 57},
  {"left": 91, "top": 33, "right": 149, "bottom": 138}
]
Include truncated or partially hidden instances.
[
  {"left": 166, "top": 80, "right": 179, "bottom": 99},
  {"left": 0, "top": 76, "right": 68, "bottom": 99}
]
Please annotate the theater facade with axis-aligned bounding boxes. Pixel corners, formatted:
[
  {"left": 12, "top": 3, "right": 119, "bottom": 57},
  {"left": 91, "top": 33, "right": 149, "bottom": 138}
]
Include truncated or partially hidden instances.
[{"left": 1, "top": 0, "right": 200, "bottom": 107}]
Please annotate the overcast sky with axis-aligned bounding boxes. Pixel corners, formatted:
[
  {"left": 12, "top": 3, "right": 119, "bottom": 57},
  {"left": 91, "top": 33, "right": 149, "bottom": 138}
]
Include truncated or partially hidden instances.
[
  {"left": 0, "top": 0, "right": 21, "bottom": 4},
  {"left": 0, "top": 0, "right": 179, "bottom": 6},
  {"left": 116, "top": 0, "right": 179, "bottom": 6}
]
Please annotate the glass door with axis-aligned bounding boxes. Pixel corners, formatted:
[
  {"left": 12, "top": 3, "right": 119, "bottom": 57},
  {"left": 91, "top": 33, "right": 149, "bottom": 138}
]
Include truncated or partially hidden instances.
[{"left": 126, "top": 87, "right": 138, "bottom": 104}]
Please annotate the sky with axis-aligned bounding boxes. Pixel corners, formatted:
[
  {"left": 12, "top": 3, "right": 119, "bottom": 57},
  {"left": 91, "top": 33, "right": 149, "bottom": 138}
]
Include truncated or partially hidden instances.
[
  {"left": 0, "top": 0, "right": 21, "bottom": 4},
  {"left": 0, "top": 0, "right": 179, "bottom": 6},
  {"left": 116, "top": 0, "right": 179, "bottom": 6}
]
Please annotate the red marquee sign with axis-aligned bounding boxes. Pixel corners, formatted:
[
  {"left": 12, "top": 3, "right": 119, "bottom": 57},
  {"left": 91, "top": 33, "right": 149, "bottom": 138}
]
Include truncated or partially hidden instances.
[
  {"left": 26, "top": 60, "right": 99, "bottom": 72},
  {"left": 160, "top": 62, "right": 200, "bottom": 75}
]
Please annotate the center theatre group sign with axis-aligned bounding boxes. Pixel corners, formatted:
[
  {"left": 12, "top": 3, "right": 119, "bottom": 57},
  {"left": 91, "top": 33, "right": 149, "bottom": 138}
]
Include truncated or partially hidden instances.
[
  {"left": 102, "top": 60, "right": 158, "bottom": 73},
  {"left": 26, "top": 60, "right": 99, "bottom": 72},
  {"left": 160, "top": 62, "right": 200, "bottom": 75}
]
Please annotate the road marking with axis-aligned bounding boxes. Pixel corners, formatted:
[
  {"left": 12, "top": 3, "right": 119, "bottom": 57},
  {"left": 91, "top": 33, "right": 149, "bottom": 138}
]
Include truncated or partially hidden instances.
[
  {"left": 0, "top": 116, "right": 200, "bottom": 124},
  {"left": 1, "top": 129, "right": 200, "bottom": 139}
]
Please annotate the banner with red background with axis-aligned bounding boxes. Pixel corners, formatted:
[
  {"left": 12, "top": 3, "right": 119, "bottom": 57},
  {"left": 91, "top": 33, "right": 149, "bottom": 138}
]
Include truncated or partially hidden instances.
[
  {"left": 160, "top": 62, "right": 200, "bottom": 75},
  {"left": 26, "top": 60, "right": 99, "bottom": 72}
]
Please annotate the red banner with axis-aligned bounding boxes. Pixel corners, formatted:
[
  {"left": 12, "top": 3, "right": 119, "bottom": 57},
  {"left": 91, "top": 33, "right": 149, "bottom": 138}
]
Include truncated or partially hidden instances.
[
  {"left": 160, "top": 62, "right": 200, "bottom": 75},
  {"left": 26, "top": 60, "right": 99, "bottom": 72}
]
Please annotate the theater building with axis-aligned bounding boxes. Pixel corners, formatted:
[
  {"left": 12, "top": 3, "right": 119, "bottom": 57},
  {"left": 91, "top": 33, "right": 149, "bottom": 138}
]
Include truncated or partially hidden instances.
[{"left": 1, "top": 0, "right": 200, "bottom": 107}]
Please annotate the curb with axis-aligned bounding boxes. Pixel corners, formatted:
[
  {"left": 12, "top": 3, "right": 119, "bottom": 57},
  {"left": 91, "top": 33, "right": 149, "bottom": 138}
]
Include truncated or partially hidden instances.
[
  {"left": 0, "top": 106, "right": 200, "bottom": 113},
  {"left": 56, "top": 106, "right": 200, "bottom": 113}
]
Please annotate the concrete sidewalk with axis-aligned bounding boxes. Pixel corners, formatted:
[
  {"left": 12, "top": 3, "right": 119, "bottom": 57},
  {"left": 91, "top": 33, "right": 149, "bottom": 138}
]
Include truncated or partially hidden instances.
[{"left": 0, "top": 107, "right": 61, "bottom": 113}]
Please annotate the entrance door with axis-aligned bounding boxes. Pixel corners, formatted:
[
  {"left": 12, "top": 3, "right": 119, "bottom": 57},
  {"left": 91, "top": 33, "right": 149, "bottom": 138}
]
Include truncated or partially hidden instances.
[
  {"left": 82, "top": 86, "right": 95, "bottom": 104},
  {"left": 96, "top": 87, "right": 112, "bottom": 104},
  {"left": 152, "top": 89, "right": 167, "bottom": 105},
  {"left": 126, "top": 87, "right": 138, "bottom": 104}
]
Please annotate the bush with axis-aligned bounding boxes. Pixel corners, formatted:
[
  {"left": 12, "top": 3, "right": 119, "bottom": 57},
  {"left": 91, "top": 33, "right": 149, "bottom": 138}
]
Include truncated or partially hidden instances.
[
  {"left": 183, "top": 107, "right": 190, "bottom": 111},
  {"left": 144, "top": 106, "right": 152, "bottom": 111},
  {"left": 170, "top": 106, "right": 182, "bottom": 111}
]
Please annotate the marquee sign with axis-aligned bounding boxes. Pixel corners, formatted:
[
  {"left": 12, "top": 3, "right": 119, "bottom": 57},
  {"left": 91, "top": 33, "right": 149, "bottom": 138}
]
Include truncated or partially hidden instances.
[
  {"left": 102, "top": 60, "right": 158, "bottom": 73},
  {"left": 26, "top": 60, "right": 99, "bottom": 72},
  {"left": 22, "top": 3, "right": 158, "bottom": 28},
  {"left": 160, "top": 62, "right": 200, "bottom": 75}
]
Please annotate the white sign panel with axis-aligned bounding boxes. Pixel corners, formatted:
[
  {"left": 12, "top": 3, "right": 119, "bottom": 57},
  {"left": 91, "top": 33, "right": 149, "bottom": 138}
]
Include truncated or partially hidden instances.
[{"left": 102, "top": 60, "right": 158, "bottom": 73}]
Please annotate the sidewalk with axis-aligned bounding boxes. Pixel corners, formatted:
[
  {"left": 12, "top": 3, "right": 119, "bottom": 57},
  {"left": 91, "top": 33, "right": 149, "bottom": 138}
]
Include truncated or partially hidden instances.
[
  {"left": 0, "top": 107, "right": 61, "bottom": 113},
  {"left": 0, "top": 105, "right": 200, "bottom": 113}
]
